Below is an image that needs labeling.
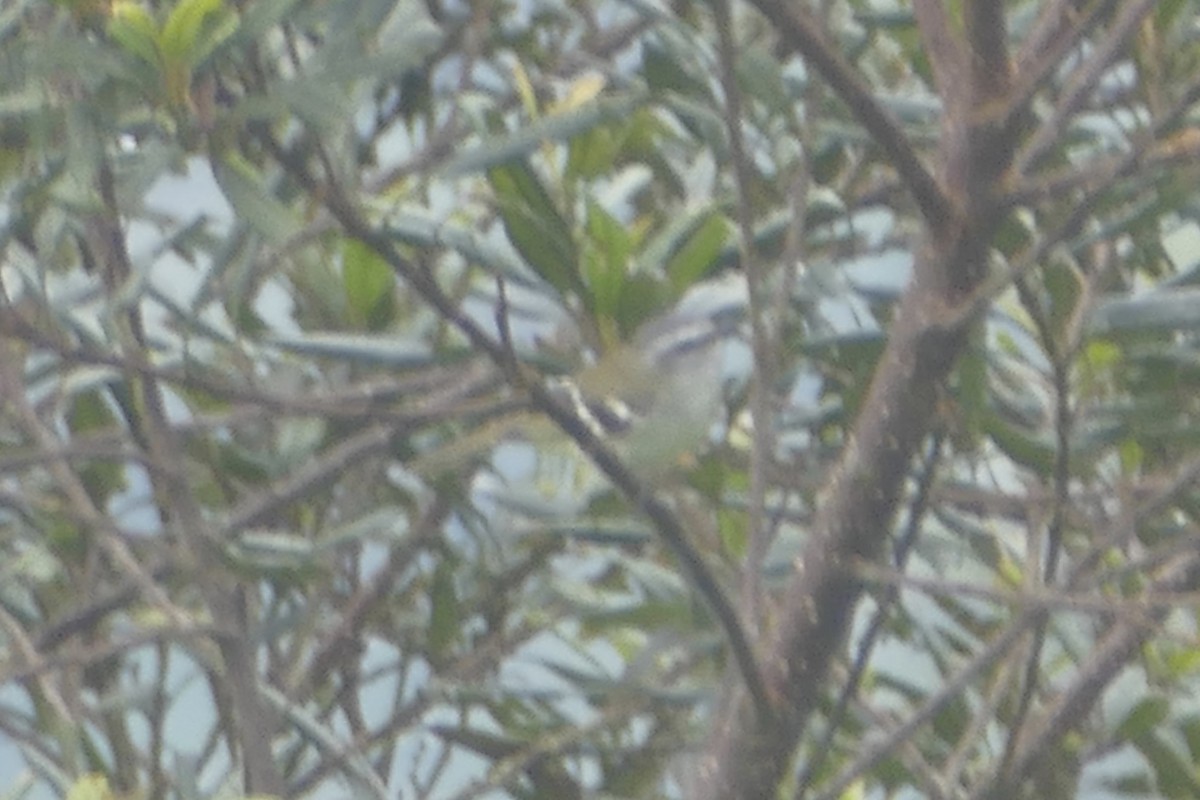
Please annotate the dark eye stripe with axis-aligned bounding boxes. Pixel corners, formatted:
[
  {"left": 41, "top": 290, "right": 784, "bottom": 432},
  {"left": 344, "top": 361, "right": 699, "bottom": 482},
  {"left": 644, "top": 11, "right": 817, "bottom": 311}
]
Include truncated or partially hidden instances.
[{"left": 637, "top": 305, "right": 745, "bottom": 366}]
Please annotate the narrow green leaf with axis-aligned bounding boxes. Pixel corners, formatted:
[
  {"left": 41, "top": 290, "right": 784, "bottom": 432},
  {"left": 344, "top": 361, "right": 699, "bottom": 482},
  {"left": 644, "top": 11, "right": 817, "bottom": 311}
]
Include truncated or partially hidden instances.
[
  {"left": 565, "top": 125, "right": 618, "bottom": 181},
  {"left": 488, "top": 160, "right": 580, "bottom": 295},
  {"left": 428, "top": 559, "right": 460, "bottom": 659},
  {"left": 184, "top": 3, "right": 238, "bottom": 70},
  {"left": 953, "top": 327, "right": 988, "bottom": 453},
  {"left": 441, "top": 92, "right": 644, "bottom": 177},
  {"left": 643, "top": 207, "right": 721, "bottom": 283},
  {"left": 806, "top": 186, "right": 847, "bottom": 225},
  {"left": 342, "top": 238, "right": 396, "bottom": 331},
  {"left": 1044, "top": 259, "right": 1083, "bottom": 343},
  {"left": 575, "top": 595, "right": 702, "bottom": 635},
  {"left": 270, "top": 76, "right": 368, "bottom": 132},
  {"left": 317, "top": 507, "right": 413, "bottom": 551},
  {"left": 664, "top": 210, "right": 729, "bottom": 293},
  {"left": 583, "top": 199, "right": 632, "bottom": 319},
  {"left": 534, "top": 522, "right": 651, "bottom": 546},
  {"left": 159, "top": 0, "right": 226, "bottom": 66},
  {"left": 614, "top": 273, "right": 669, "bottom": 336},
  {"left": 662, "top": 93, "right": 727, "bottom": 155},
  {"left": 641, "top": 35, "right": 708, "bottom": 98},
  {"left": 224, "top": 530, "right": 317, "bottom": 573},
  {"left": 212, "top": 441, "right": 269, "bottom": 486},
  {"left": 1179, "top": 714, "right": 1200, "bottom": 761},
  {"left": 67, "top": 388, "right": 117, "bottom": 433},
  {"left": 1163, "top": 648, "right": 1200, "bottom": 681},
  {"left": 384, "top": 212, "right": 543, "bottom": 289},
  {"left": 68, "top": 389, "right": 127, "bottom": 504},
  {"left": 212, "top": 152, "right": 300, "bottom": 243},
  {"left": 853, "top": 10, "right": 916, "bottom": 28},
  {"left": 107, "top": 3, "right": 161, "bottom": 69},
  {"left": 982, "top": 411, "right": 1056, "bottom": 476},
  {"left": 1134, "top": 731, "right": 1200, "bottom": 799},
  {"left": 1116, "top": 696, "right": 1170, "bottom": 740},
  {"left": 267, "top": 332, "right": 431, "bottom": 367}
]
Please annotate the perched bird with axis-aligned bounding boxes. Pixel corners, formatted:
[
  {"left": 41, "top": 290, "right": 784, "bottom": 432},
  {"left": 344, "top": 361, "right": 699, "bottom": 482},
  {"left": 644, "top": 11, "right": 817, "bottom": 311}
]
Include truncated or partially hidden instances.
[{"left": 558, "top": 278, "right": 747, "bottom": 480}]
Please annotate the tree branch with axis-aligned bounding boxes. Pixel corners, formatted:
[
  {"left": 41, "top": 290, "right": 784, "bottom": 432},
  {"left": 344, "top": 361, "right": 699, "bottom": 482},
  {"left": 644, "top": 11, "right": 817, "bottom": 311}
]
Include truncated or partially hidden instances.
[
  {"left": 695, "top": 3, "right": 1026, "bottom": 795},
  {"left": 912, "top": 0, "right": 967, "bottom": 109},
  {"left": 1013, "top": 0, "right": 1156, "bottom": 177},
  {"left": 964, "top": 0, "right": 1011, "bottom": 102},
  {"left": 746, "top": 0, "right": 954, "bottom": 230},
  {"left": 971, "top": 551, "right": 1200, "bottom": 800},
  {"left": 1010, "top": 0, "right": 1117, "bottom": 126}
]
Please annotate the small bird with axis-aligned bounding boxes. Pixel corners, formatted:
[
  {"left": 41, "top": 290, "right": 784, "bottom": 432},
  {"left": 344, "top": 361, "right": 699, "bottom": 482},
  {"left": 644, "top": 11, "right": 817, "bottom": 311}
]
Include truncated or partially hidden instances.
[{"left": 560, "top": 280, "right": 747, "bottom": 480}]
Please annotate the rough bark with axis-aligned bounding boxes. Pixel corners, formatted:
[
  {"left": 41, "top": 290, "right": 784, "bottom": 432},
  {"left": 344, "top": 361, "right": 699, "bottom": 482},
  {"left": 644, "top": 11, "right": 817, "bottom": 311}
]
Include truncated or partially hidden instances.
[{"left": 694, "top": 2, "right": 1020, "bottom": 796}]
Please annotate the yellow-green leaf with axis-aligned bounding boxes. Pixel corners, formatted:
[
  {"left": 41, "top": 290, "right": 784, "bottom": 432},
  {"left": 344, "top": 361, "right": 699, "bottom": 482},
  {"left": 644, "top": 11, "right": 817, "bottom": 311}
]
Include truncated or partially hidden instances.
[
  {"left": 160, "top": 0, "right": 226, "bottom": 66},
  {"left": 342, "top": 238, "right": 396, "bottom": 331},
  {"left": 65, "top": 773, "right": 114, "bottom": 800},
  {"left": 108, "top": 2, "right": 161, "bottom": 69}
]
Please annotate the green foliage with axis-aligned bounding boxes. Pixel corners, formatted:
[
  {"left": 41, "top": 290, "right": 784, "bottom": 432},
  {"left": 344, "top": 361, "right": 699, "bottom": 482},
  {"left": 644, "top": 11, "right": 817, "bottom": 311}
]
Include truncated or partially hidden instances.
[
  {"left": 106, "top": 0, "right": 237, "bottom": 113},
  {"left": 341, "top": 237, "right": 396, "bottom": 331},
  {"left": 488, "top": 159, "right": 582, "bottom": 297},
  {"left": 6, "top": 1, "right": 1200, "bottom": 799}
]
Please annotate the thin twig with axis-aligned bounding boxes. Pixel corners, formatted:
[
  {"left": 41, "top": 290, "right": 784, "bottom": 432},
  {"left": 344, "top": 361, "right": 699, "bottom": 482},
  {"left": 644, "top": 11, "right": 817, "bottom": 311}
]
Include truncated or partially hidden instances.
[{"left": 711, "top": 0, "right": 773, "bottom": 635}]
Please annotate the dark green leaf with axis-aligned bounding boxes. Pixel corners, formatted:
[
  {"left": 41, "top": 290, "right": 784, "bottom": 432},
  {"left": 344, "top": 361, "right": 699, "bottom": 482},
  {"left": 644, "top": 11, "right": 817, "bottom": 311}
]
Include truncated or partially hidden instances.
[
  {"left": 982, "top": 410, "right": 1056, "bottom": 476},
  {"left": 1133, "top": 731, "right": 1200, "bottom": 799},
  {"left": 641, "top": 35, "right": 709, "bottom": 98},
  {"left": 442, "top": 92, "right": 645, "bottom": 177},
  {"left": 212, "top": 152, "right": 300, "bottom": 244},
  {"left": 1179, "top": 714, "right": 1200, "bottom": 760},
  {"left": 582, "top": 199, "right": 632, "bottom": 319},
  {"left": 664, "top": 210, "right": 729, "bottom": 294},
  {"left": 1115, "top": 695, "right": 1169, "bottom": 740},
  {"left": 488, "top": 160, "right": 581, "bottom": 295},
  {"left": 428, "top": 558, "right": 460, "bottom": 660}
]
